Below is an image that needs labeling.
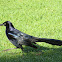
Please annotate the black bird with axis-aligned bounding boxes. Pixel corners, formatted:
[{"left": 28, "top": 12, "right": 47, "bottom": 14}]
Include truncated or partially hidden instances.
[{"left": 0, "top": 21, "right": 62, "bottom": 51}]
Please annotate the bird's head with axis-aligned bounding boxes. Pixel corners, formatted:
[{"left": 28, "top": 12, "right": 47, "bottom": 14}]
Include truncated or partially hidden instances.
[{"left": 0, "top": 21, "right": 14, "bottom": 28}]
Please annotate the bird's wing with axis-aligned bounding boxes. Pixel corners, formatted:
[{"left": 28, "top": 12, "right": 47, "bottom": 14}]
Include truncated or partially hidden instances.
[
  {"left": 8, "top": 33, "right": 18, "bottom": 38},
  {"left": 7, "top": 29, "right": 23, "bottom": 39},
  {"left": 8, "top": 28, "right": 38, "bottom": 43}
]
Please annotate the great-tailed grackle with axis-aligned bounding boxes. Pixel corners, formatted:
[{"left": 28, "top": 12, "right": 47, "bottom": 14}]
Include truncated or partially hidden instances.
[{"left": 0, "top": 21, "right": 62, "bottom": 51}]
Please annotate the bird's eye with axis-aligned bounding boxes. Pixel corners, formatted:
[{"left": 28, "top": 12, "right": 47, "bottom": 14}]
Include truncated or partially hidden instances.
[{"left": 4, "top": 23, "right": 6, "bottom": 26}]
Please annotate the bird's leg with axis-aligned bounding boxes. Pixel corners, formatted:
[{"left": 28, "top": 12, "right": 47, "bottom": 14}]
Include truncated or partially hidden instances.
[
  {"left": 33, "top": 42, "right": 38, "bottom": 45},
  {"left": 18, "top": 44, "right": 24, "bottom": 51},
  {"left": 16, "top": 44, "right": 24, "bottom": 51},
  {"left": 16, "top": 45, "right": 24, "bottom": 53},
  {"left": 27, "top": 43, "right": 37, "bottom": 49}
]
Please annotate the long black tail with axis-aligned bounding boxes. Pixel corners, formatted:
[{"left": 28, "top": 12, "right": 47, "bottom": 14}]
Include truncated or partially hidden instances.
[{"left": 35, "top": 38, "right": 62, "bottom": 46}]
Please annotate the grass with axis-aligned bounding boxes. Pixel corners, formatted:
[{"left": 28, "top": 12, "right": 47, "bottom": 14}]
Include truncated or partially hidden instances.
[{"left": 0, "top": 0, "right": 62, "bottom": 62}]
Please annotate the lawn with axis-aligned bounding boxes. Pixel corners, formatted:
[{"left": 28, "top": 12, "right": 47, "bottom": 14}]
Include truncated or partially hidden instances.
[{"left": 0, "top": 0, "right": 62, "bottom": 62}]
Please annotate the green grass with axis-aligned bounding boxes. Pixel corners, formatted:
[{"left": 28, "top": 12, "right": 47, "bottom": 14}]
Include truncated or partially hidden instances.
[{"left": 0, "top": 0, "right": 62, "bottom": 62}]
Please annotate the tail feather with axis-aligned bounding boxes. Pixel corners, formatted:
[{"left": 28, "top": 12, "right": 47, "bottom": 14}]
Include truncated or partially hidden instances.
[{"left": 35, "top": 38, "right": 62, "bottom": 46}]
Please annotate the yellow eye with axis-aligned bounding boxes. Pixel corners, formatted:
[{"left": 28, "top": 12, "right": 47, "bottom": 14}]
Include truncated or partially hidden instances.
[{"left": 4, "top": 23, "right": 6, "bottom": 26}]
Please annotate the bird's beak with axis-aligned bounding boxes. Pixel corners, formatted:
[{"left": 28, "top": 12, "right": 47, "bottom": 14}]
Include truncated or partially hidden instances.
[{"left": 0, "top": 24, "right": 4, "bottom": 26}]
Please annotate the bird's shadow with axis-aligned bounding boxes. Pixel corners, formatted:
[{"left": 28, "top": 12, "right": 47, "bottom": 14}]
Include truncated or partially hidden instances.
[
  {"left": 22, "top": 45, "right": 56, "bottom": 53},
  {"left": 1, "top": 44, "right": 62, "bottom": 62},
  {"left": 20, "top": 41, "right": 62, "bottom": 53},
  {"left": 2, "top": 44, "right": 62, "bottom": 54}
]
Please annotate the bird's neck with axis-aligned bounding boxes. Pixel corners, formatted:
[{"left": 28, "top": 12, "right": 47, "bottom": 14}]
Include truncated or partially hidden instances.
[{"left": 6, "top": 25, "right": 15, "bottom": 32}]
